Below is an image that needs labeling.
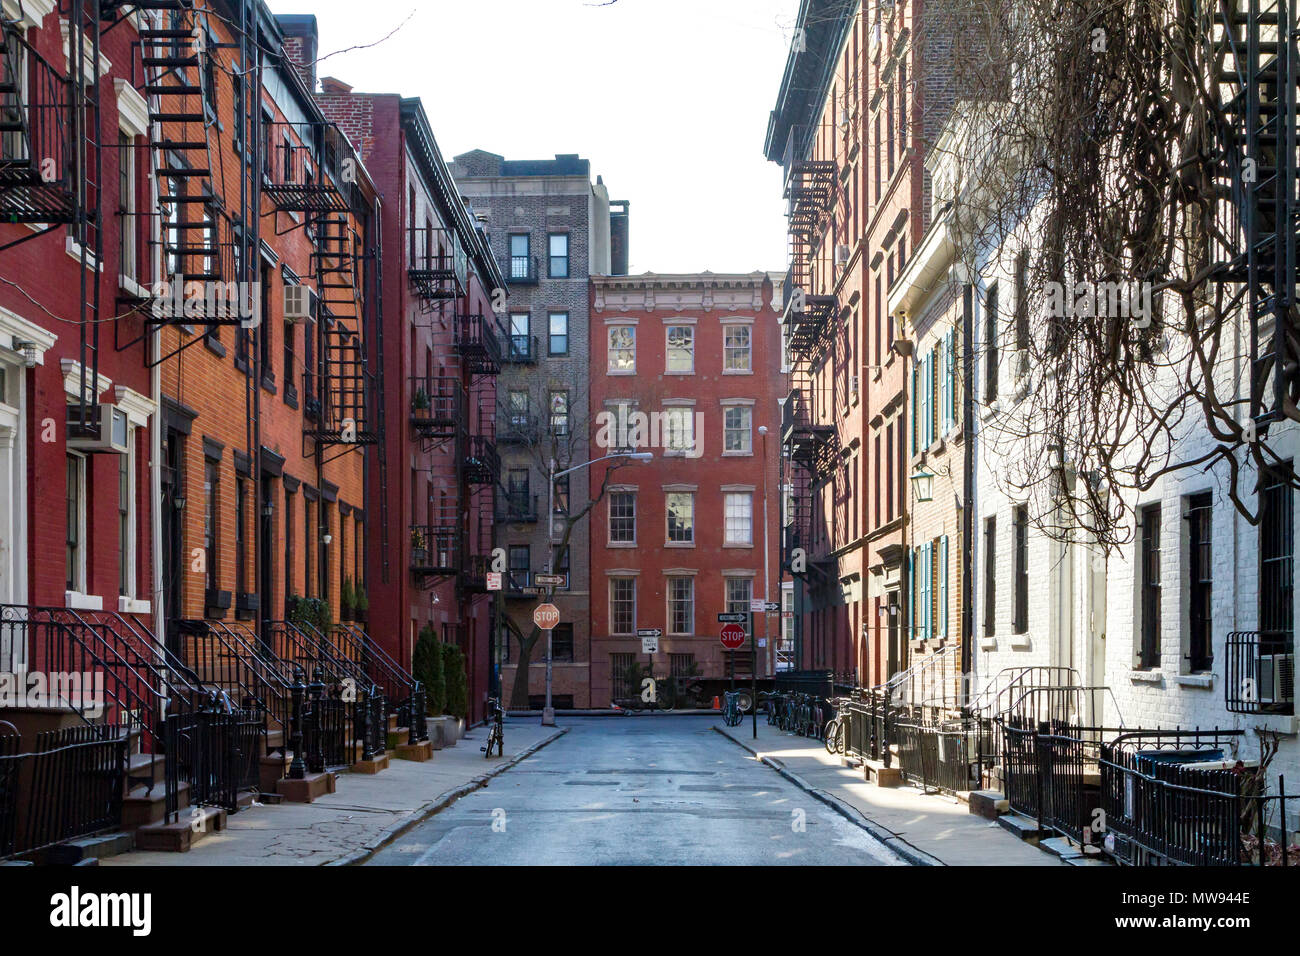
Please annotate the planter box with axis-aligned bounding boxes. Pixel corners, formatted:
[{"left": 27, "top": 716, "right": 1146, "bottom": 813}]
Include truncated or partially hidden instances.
[{"left": 428, "top": 715, "right": 465, "bottom": 748}]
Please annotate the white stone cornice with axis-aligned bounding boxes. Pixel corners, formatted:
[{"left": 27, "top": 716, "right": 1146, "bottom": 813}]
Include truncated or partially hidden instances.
[
  {"left": 61, "top": 19, "right": 113, "bottom": 81},
  {"left": 115, "top": 79, "right": 150, "bottom": 138},
  {"left": 3, "top": 0, "right": 54, "bottom": 29},
  {"left": 0, "top": 306, "right": 57, "bottom": 364},
  {"left": 61, "top": 359, "right": 112, "bottom": 400},
  {"left": 114, "top": 385, "right": 156, "bottom": 427}
]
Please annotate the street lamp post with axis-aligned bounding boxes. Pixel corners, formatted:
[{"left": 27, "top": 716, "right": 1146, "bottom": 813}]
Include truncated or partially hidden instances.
[
  {"left": 542, "top": 450, "right": 653, "bottom": 727},
  {"left": 757, "top": 425, "right": 771, "bottom": 740}
]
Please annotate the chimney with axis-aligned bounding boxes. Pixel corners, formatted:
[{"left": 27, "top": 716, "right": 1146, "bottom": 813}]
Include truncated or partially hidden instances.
[
  {"left": 320, "top": 76, "right": 352, "bottom": 95},
  {"left": 276, "top": 15, "right": 319, "bottom": 92}
]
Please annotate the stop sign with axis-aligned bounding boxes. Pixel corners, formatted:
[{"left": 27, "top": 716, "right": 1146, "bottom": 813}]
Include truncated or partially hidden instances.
[
  {"left": 533, "top": 603, "right": 560, "bottom": 631},
  {"left": 720, "top": 622, "right": 746, "bottom": 650}
]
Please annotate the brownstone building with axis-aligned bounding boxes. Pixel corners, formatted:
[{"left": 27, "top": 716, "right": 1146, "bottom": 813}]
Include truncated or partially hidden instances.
[{"left": 588, "top": 273, "right": 783, "bottom": 705}]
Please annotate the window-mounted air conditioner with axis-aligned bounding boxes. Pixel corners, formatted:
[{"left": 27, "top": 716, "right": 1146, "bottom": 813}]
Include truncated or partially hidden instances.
[
  {"left": 1259, "top": 653, "right": 1295, "bottom": 707},
  {"left": 850, "top": 375, "right": 860, "bottom": 399},
  {"left": 836, "top": 244, "right": 851, "bottom": 265},
  {"left": 839, "top": 108, "right": 852, "bottom": 130},
  {"left": 66, "top": 403, "right": 130, "bottom": 455}
]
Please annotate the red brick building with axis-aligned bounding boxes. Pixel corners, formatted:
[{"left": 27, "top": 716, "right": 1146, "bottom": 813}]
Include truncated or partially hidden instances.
[
  {"left": 313, "top": 67, "right": 504, "bottom": 727},
  {"left": 588, "top": 273, "right": 783, "bottom": 704}
]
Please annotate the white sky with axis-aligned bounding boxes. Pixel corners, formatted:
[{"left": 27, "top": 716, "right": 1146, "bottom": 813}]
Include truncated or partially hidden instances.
[{"left": 265, "top": 0, "right": 796, "bottom": 275}]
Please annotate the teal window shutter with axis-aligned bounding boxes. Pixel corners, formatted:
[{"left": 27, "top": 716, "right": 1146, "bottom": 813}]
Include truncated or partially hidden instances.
[
  {"left": 907, "top": 548, "right": 915, "bottom": 639},
  {"left": 940, "top": 535, "right": 949, "bottom": 637},
  {"left": 922, "top": 541, "right": 932, "bottom": 640},
  {"left": 927, "top": 350, "right": 936, "bottom": 445},
  {"left": 911, "top": 363, "right": 918, "bottom": 455}
]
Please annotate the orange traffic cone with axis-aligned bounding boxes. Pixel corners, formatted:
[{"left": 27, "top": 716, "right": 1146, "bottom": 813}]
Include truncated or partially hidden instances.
[{"left": 711, "top": 696, "right": 721, "bottom": 711}]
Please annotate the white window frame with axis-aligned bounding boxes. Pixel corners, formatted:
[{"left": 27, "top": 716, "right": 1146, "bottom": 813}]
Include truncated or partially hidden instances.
[
  {"left": 663, "top": 407, "right": 695, "bottom": 454},
  {"left": 723, "top": 324, "right": 752, "bottom": 372},
  {"left": 665, "top": 491, "right": 695, "bottom": 545},
  {"left": 608, "top": 324, "right": 636, "bottom": 374},
  {"left": 666, "top": 324, "right": 695, "bottom": 374},
  {"left": 609, "top": 576, "right": 637, "bottom": 635},
  {"left": 723, "top": 405, "right": 753, "bottom": 454},
  {"left": 609, "top": 490, "right": 637, "bottom": 545},
  {"left": 724, "top": 492, "right": 754, "bottom": 546},
  {"left": 118, "top": 428, "right": 137, "bottom": 598},
  {"left": 667, "top": 575, "right": 695, "bottom": 636},
  {"left": 65, "top": 450, "right": 88, "bottom": 595}
]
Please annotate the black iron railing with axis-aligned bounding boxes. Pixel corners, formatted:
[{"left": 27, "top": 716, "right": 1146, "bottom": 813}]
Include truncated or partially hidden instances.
[
  {"left": 0, "top": 24, "right": 77, "bottom": 223},
  {"left": 503, "top": 334, "right": 539, "bottom": 363},
  {"left": 166, "top": 706, "right": 265, "bottom": 815},
  {"left": 499, "top": 491, "right": 539, "bottom": 523},
  {"left": 507, "top": 254, "right": 539, "bottom": 284},
  {"left": 410, "top": 523, "right": 462, "bottom": 576},
  {"left": 1226, "top": 630, "right": 1294, "bottom": 715},
  {"left": 454, "top": 314, "right": 503, "bottom": 374}
]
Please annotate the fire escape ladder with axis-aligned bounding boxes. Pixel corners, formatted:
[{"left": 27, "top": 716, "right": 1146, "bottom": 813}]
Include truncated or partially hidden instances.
[
  {"left": 136, "top": 3, "right": 230, "bottom": 322},
  {"left": 1212, "top": 0, "right": 1300, "bottom": 429},
  {"left": 310, "top": 213, "right": 376, "bottom": 447}
]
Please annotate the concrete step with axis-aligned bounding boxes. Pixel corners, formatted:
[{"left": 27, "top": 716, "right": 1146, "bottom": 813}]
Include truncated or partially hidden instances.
[
  {"left": 276, "top": 771, "right": 335, "bottom": 804},
  {"left": 134, "top": 805, "right": 226, "bottom": 853},
  {"left": 969, "top": 789, "right": 1009, "bottom": 820},
  {"left": 122, "top": 780, "right": 189, "bottom": 827},
  {"left": 45, "top": 831, "right": 135, "bottom": 865},
  {"left": 997, "top": 812, "right": 1053, "bottom": 844}
]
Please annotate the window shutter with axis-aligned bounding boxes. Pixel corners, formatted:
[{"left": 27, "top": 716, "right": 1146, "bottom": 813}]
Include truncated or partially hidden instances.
[
  {"left": 940, "top": 535, "right": 949, "bottom": 638},
  {"left": 907, "top": 548, "right": 915, "bottom": 639},
  {"left": 926, "top": 350, "right": 936, "bottom": 445}
]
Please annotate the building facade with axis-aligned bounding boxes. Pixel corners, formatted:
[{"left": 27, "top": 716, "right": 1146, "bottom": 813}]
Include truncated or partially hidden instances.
[
  {"left": 450, "top": 151, "right": 624, "bottom": 710},
  {"left": 588, "top": 273, "right": 782, "bottom": 705},
  {"left": 315, "top": 73, "right": 504, "bottom": 725}
]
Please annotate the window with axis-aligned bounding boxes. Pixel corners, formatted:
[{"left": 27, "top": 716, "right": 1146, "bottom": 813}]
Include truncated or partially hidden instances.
[
  {"left": 551, "top": 623, "right": 574, "bottom": 663},
  {"left": 666, "top": 492, "right": 694, "bottom": 544},
  {"left": 118, "top": 133, "right": 137, "bottom": 282},
  {"left": 506, "top": 468, "right": 530, "bottom": 518},
  {"left": 663, "top": 407, "right": 694, "bottom": 453},
  {"left": 611, "top": 653, "right": 637, "bottom": 699},
  {"left": 983, "top": 517, "right": 996, "bottom": 637},
  {"left": 610, "top": 577, "right": 636, "bottom": 634},
  {"left": 284, "top": 487, "right": 295, "bottom": 606},
  {"left": 283, "top": 289, "right": 296, "bottom": 401},
  {"left": 509, "top": 234, "right": 530, "bottom": 278},
  {"left": 200, "top": 459, "right": 218, "bottom": 595},
  {"left": 1013, "top": 506, "right": 1029, "bottom": 634},
  {"left": 724, "top": 325, "right": 752, "bottom": 371},
  {"left": 724, "top": 492, "right": 753, "bottom": 545},
  {"left": 118, "top": 438, "right": 134, "bottom": 597},
  {"left": 1187, "top": 492, "right": 1213, "bottom": 672},
  {"left": 508, "top": 545, "right": 530, "bottom": 590},
  {"left": 726, "top": 577, "right": 753, "bottom": 617},
  {"left": 259, "top": 259, "right": 273, "bottom": 377},
  {"left": 548, "top": 233, "right": 569, "bottom": 278},
  {"left": 724, "top": 406, "right": 752, "bottom": 453},
  {"left": 320, "top": 504, "right": 332, "bottom": 605},
  {"left": 608, "top": 326, "right": 635, "bottom": 372},
  {"left": 509, "top": 313, "right": 530, "bottom": 358},
  {"left": 1139, "top": 504, "right": 1162, "bottom": 668},
  {"left": 549, "top": 391, "right": 569, "bottom": 436},
  {"left": 1259, "top": 467, "right": 1294, "bottom": 656},
  {"left": 305, "top": 497, "right": 315, "bottom": 597},
  {"left": 236, "top": 477, "right": 248, "bottom": 597},
  {"left": 668, "top": 576, "right": 694, "bottom": 635},
  {"left": 984, "top": 282, "right": 999, "bottom": 402},
  {"left": 670, "top": 653, "right": 697, "bottom": 677},
  {"left": 1014, "top": 253, "right": 1030, "bottom": 353},
  {"left": 508, "top": 389, "right": 529, "bottom": 426},
  {"left": 609, "top": 491, "right": 636, "bottom": 544},
  {"left": 554, "top": 544, "right": 571, "bottom": 586},
  {"left": 549, "top": 312, "right": 569, "bottom": 356},
  {"left": 66, "top": 454, "right": 85, "bottom": 592},
  {"left": 666, "top": 325, "right": 694, "bottom": 373},
  {"left": 553, "top": 475, "right": 570, "bottom": 517}
]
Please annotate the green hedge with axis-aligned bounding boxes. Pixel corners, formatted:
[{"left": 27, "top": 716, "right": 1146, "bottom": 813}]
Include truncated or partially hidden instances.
[
  {"left": 443, "top": 642, "right": 467, "bottom": 721},
  {"left": 412, "top": 625, "right": 446, "bottom": 716}
]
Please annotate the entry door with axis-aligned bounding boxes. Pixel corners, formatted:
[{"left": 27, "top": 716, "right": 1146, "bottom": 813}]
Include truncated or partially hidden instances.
[
  {"left": 259, "top": 476, "right": 275, "bottom": 624},
  {"left": 161, "top": 429, "right": 184, "bottom": 654}
]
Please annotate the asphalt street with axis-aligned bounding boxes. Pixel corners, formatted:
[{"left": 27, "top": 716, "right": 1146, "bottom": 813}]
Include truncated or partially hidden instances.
[{"left": 366, "top": 716, "right": 904, "bottom": 866}]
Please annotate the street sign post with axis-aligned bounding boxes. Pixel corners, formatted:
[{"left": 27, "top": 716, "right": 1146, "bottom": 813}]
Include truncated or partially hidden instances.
[
  {"left": 636, "top": 628, "right": 662, "bottom": 637},
  {"left": 533, "top": 604, "right": 560, "bottom": 631},
  {"left": 534, "top": 573, "right": 568, "bottom": 588}
]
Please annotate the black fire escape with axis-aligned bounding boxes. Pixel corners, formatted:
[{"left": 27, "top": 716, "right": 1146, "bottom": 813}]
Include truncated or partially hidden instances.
[
  {"left": 1210, "top": 0, "right": 1299, "bottom": 714},
  {"left": 780, "top": 123, "right": 838, "bottom": 586}
]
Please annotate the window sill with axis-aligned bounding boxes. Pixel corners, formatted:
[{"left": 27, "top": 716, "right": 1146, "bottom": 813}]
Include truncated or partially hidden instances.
[
  {"left": 978, "top": 637, "right": 997, "bottom": 651},
  {"left": 65, "top": 591, "right": 104, "bottom": 611},
  {"left": 118, "top": 596, "right": 151, "bottom": 614},
  {"left": 981, "top": 399, "right": 1002, "bottom": 420},
  {"left": 607, "top": 369, "right": 637, "bottom": 376},
  {"left": 1007, "top": 634, "right": 1031, "bottom": 650},
  {"left": 204, "top": 335, "right": 226, "bottom": 358},
  {"left": 606, "top": 541, "right": 637, "bottom": 548},
  {"left": 234, "top": 356, "right": 250, "bottom": 375},
  {"left": 1129, "top": 668, "right": 1164, "bottom": 684},
  {"left": 722, "top": 450, "right": 754, "bottom": 458},
  {"left": 664, "top": 370, "right": 696, "bottom": 376},
  {"left": 284, "top": 386, "right": 298, "bottom": 410},
  {"left": 723, "top": 542, "right": 754, "bottom": 549},
  {"left": 119, "top": 275, "right": 149, "bottom": 299},
  {"left": 1177, "top": 673, "right": 1214, "bottom": 690},
  {"left": 664, "top": 541, "right": 695, "bottom": 548},
  {"left": 722, "top": 368, "right": 753, "bottom": 375}
]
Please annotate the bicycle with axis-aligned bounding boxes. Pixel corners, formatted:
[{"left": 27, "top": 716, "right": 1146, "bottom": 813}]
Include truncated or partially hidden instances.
[
  {"left": 824, "top": 697, "right": 850, "bottom": 755},
  {"left": 481, "top": 696, "right": 504, "bottom": 758},
  {"left": 722, "top": 691, "right": 744, "bottom": 727}
]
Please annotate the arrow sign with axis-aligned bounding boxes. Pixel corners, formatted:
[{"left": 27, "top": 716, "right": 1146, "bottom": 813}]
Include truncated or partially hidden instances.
[
  {"left": 717, "top": 612, "right": 747, "bottom": 624},
  {"left": 720, "top": 622, "right": 746, "bottom": 650},
  {"left": 764, "top": 602, "right": 780, "bottom": 612},
  {"left": 534, "top": 573, "right": 568, "bottom": 588},
  {"left": 636, "top": 628, "right": 662, "bottom": 638}
]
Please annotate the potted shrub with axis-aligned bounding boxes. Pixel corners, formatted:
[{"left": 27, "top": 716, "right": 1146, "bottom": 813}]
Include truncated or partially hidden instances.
[
  {"left": 413, "top": 625, "right": 448, "bottom": 747},
  {"left": 354, "top": 585, "right": 369, "bottom": 624},
  {"left": 410, "top": 527, "right": 428, "bottom": 565},
  {"left": 442, "top": 642, "right": 468, "bottom": 744},
  {"left": 412, "top": 388, "right": 431, "bottom": 413},
  {"left": 340, "top": 576, "right": 355, "bottom": 622},
  {"left": 288, "top": 595, "right": 332, "bottom": 634}
]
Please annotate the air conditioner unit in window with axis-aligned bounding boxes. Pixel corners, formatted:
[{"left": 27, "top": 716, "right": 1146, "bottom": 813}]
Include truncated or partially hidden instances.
[
  {"left": 284, "top": 285, "right": 317, "bottom": 323},
  {"left": 850, "top": 375, "right": 859, "bottom": 398},
  {"left": 835, "top": 244, "right": 851, "bottom": 265},
  {"left": 66, "top": 404, "right": 130, "bottom": 455},
  {"left": 1259, "top": 653, "right": 1295, "bottom": 706},
  {"left": 839, "top": 108, "right": 851, "bottom": 130}
]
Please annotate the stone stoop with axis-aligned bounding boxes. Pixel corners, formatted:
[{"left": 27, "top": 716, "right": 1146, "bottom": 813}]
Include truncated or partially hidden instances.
[
  {"left": 968, "top": 789, "right": 1010, "bottom": 820},
  {"left": 135, "top": 806, "right": 227, "bottom": 853},
  {"left": 861, "top": 757, "right": 903, "bottom": 787},
  {"left": 394, "top": 739, "right": 433, "bottom": 762},
  {"left": 276, "top": 771, "right": 336, "bottom": 803},
  {"left": 45, "top": 831, "right": 135, "bottom": 865},
  {"left": 997, "top": 811, "right": 1054, "bottom": 844},
  {"left": 351, "top": 753, "right": 390, "bottom": 774}
]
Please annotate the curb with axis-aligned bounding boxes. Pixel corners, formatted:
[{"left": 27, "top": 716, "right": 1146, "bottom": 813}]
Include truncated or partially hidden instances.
[
  {"left": 712, "top": 725, "right": 944, "bottom": 867},
  {"left": 329, "top": 726, "right": 570, "bottom": 866}
]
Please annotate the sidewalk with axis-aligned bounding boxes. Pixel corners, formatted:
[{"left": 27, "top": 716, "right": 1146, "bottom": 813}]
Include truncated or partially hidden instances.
[
  {"left": 103, "top": 720, "right": 566, "bottom": 867},
  {"left": 715, "top": 719, "right": 1057, "bottom": 866}
]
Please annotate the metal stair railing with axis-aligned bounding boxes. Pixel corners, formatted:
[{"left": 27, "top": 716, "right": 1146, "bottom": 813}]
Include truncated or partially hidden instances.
[{"left": 337, "top": 623, "right": 428, "bottom": 743}]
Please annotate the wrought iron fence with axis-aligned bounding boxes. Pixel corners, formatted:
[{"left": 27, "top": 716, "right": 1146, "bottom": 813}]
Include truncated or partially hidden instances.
[{"left": 166, "top": 706, "right": 266, "bottom": 817}]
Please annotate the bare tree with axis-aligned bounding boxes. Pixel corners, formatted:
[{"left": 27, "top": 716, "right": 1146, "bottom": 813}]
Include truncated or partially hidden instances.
[{"left": 906, "top": 0, "right": 1298, "bottom": 549}]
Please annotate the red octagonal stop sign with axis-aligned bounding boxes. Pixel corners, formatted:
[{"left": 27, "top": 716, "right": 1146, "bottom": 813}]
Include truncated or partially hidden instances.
[{"left": 720, "top": 622, "right": 746, "bottom": 650}]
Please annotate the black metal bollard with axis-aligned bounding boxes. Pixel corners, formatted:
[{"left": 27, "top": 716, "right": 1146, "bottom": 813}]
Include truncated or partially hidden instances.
[
  {"left": 289, "top": 665, "right": 307, "bottom": 780},
  {"left": 356, "top": 690, "right": 373, "bottom": 763},
  {"left": 307, "top": 677, "right": 325, "bottom": 775}
]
